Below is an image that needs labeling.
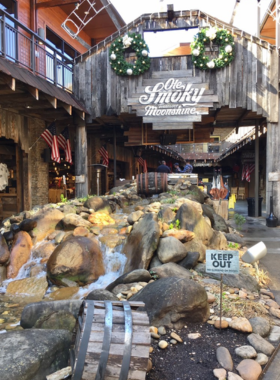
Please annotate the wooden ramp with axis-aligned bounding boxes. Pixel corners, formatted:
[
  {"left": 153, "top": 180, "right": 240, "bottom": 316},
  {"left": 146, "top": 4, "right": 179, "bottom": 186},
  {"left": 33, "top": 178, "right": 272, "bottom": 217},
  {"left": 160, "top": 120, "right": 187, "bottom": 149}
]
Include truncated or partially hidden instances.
[{"left": 71, "top": 301, "right": 151, "bottom": 380}]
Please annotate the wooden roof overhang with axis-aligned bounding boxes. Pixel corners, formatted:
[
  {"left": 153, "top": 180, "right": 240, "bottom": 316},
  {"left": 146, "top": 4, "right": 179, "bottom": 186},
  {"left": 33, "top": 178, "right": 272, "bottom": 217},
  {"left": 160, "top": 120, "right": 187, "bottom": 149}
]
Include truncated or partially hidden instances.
[
  {"left": 260, "top": 1, "right": 276, "bottom": 44},
  {"left": 0, "top": 56, "right": 88, "bottom": 125},
  {"left": 74, "top": 8, "right": 278, "bottom": 150}
]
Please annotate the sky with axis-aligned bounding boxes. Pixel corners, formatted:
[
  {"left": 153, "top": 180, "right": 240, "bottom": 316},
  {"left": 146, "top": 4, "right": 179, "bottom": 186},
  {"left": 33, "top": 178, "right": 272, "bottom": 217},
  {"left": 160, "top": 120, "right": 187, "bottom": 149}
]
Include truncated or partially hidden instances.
[{"left": 110, "top": 0, "right": 272, "bottom": 35}]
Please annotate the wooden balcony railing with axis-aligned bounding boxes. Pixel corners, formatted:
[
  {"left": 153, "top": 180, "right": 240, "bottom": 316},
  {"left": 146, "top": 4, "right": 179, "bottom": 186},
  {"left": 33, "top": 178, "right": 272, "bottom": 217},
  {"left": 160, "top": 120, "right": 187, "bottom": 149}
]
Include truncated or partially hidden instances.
[{"left": 0, "top": 9, "right": 73, "bottom": 92}]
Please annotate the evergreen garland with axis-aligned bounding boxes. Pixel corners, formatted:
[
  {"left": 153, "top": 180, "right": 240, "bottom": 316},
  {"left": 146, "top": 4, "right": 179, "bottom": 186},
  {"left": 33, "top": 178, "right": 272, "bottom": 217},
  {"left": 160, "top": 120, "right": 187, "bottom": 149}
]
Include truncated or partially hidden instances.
[
  {"left": 109, "top": 33, "right": 151, "bottom": 76},
  {"left": 191, "top": 28, "right": 235, "bottom": 70}
]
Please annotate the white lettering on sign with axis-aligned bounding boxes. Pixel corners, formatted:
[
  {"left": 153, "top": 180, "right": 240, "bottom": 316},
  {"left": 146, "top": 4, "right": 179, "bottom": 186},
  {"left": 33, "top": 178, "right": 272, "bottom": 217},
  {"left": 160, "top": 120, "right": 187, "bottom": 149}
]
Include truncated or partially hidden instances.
[
  {"left": 144, "top": 105, "right": 197, "bottom": 116},
  {"left": 206, "top": 250, "right": 240, "bottom": 275}
]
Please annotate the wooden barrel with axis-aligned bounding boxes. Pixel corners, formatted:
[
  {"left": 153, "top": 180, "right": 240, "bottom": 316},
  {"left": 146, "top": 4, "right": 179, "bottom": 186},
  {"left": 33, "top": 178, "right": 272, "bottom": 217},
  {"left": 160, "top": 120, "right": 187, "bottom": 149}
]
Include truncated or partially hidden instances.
[
  {"left": 70, "top": 300, "right": 150, "bottom": 380},
  {"left": 136, "top": 172, "right": 168, "bottom": 195}
]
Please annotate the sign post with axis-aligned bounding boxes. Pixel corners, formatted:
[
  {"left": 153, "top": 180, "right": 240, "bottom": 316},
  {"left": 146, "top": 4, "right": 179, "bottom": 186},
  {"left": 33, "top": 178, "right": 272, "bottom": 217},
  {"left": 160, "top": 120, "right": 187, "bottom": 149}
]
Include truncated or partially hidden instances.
[{"left": 206, "top": 250, "right": 240, "bottom": 330}]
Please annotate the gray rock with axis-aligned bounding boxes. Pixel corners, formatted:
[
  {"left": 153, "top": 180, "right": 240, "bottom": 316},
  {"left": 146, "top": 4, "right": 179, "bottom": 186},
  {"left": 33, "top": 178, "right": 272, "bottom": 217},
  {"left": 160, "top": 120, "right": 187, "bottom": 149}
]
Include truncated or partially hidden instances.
[
  {"left": 86, "top": 289, "right": 118, "bottom": 301},
  {"left": 123, "top": 213, "right": 160, "bottom": 272},
  {"left": 216, "top": 346, "right": 234, "bottom": 370},
  {"left": 158, "top": 206, "right": 175, "bottom": 223},
  {"left": 60, "top": 204, "right": 77, "bottom": 215},
  {"left": 224, "top": 233, "right": 245, "bottom": 247},
  {"left": 62, "top": 213, "right": 91, "bottom": 230},
  {"left": 209, "top": 230, "right": 228, "bottom": 250},
  {"left": 158, "top": 326, "right": 167, "bottom": 335},
  {"left": 111, "top": 282, "right": 140, "bottom": 295},
  {"left": 235, "top": 345, "right": 257, "bottom": 359},
  {"left": 149, "top": 255, "right": 163, "bottom": 269},
  {"left": 34, "top": 311, "right": 76, "bottom": 332},
  {"left": 249, "top": 317, "right": 271, "bottom": 337},
  {"left": 127, "top": 210, "right": 144, "bottom": 225},
  {"left": 0, "top": 234, "right": 9, "bottom": 264},
  {"left": 255, "top": 353, "right": 268, "bottom": 365},
  {"left": 84, "top": 196, "right": 113, "bottom": 214},
  {"left": 196, "top": 263, "right": 260, "bottom": 292},
  {"left": 19, "top": 218, "right": 37, "bottom": 232},
  {"left": 0, "top": 329, "right": 71, "bottom": 380},
  {"left": 21, "top": 300, "right": 82, "bottom": 329},
  {"left": 131, "top": 277, "right": 209, "bottom": 328},
  {"left": 268, "top": 325, "right": 280, "bottom": 343},
  {"left": 202, "top": 204, "right": 214, "bottom": 227},
  {"left": 213, "top": 213, "right": 229, "bottom": 233},
  {"left": 55, "top": 231, "right": 66, "bottom": 244},
  {"left": 106, "top": 269, "right": 152, "bottom": 292},
  {"left": 176, "top": 202, "right": 213, "bottom": 245},
  {"left": 0, "top": 265, "right": 6, "bottom": 285},
  {"left": 184, "top": 238, "right": 207, "bottom": 262},
  {"left": 32, "top": 208, "right": 64, "bottom": 244},
  {"left": 228, "top": 372, "right": 244, "bottom": 380},
  {"left": 178, "top": 252, "right": 200, "bottom": 269},
  {"left": 157, "top": 236, "right": 188, "bottom": 263},
  {"left": 247, "top": 333, "right": 275, "bottom": 356},
  {"left": 150, "top": 262, "right": 192, "bottom": 279}
]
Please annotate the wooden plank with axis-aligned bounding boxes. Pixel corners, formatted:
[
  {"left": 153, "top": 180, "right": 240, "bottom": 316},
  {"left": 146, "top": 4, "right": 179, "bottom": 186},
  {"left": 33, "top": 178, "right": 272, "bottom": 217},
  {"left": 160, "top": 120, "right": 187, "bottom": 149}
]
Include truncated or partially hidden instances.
[
  {"left": 246, "top": 40, "right": 252, "bottom": 111},
  {"left": 88, "top": 330, "right": 150, "bottom": 345},
  {"left": 236, "top": 38, "right": 243, "bottom": 108},
  {"left": 136, "top": 83, "right": 211, "bottom": 93},
  {"left": 242, "top": 37, "right": 248, "bottom": 109},
  {"left": 82, "top": 365, "right": 146, "bottom": 380},
  {"left": 143, "top": 77, "right": 203, "bottom": 86},
  {"left": 256, "top": 43, "right": 263, "bottom": 115},
  {"left": 268, "top": 49, "right": 278, "bottom": 123},
  {"left": 128, "top": 94, "right": 218, "bottom": 103},
  {"left": 152, "top": 123, "right": 193, "bottom": 130},
  {"left": 135, "top": 107, "right": 209, "bottom": 117},
  {"left": 152, "top": 69, "right": 192, "bottom": 78},
  {"left": 251, "top": 41, "right": 258, "bottom": 113},
  {"left": 143, "top": 116, "right": 202, "bottom": 123},
  {"left": 86, "top": 342, "right": 149, "bottom": 358},
  {"left": 229, "top": 38, "right": 238, "bottom": 109}
]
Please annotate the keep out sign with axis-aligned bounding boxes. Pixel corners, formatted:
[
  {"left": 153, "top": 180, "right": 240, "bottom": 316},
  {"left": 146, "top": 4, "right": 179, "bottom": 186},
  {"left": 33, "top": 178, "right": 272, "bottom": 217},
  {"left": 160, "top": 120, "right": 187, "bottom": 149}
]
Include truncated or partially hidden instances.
[{"left": 206, "top": 250, "right": 239, "bottom": 275}]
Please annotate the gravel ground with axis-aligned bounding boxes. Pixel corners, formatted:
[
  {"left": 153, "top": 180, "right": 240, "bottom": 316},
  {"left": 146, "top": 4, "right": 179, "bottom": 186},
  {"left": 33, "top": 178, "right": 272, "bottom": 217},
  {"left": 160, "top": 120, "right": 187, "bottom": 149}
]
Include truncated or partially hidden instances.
[{"left": 147, "top": 322, "right": 249, "bottom": 380}]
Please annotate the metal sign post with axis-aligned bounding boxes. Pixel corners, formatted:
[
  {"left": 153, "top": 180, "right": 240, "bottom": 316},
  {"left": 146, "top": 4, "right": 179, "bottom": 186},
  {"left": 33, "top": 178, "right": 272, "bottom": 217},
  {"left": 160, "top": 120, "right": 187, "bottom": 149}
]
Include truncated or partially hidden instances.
[{"left": 206, "top": 250, "right": 240, "bottom": 331}]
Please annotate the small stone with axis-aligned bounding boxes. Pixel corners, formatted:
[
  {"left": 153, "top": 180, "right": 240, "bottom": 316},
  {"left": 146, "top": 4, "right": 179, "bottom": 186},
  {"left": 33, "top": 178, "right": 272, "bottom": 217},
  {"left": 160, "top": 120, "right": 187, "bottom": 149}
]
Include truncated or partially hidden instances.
[
  {"left": 158, "top": 326, "right": 166, "bottom": 335},
  {"left": 270, "top": 307, "right": 280, "bottom": 319},
  {"left": 170, "top": 332, "right": 183, "bottom": 343},
  {"left": 149, "top": 347, "right": 153, "bottom": 353},
  {"left": 229, "top": 317, "right": 252, "bottom": 333},
  {"left": 170, "top": 339, "right": 177, "bottom": 344},
  {"left": 158, "top": 340, "right": 168, "bottom": 349},
  {"left": 236, "top": 359, "right": 262, "bottom": 380},
  {"left": 228, "top": 372, "right": 244, "bottom": 380},
  {"left": 214, "top": 320, "right": 229, "bottom": 329},
  {"left": 247, "top": 333, "right": 275, "bottom": 356},
  {"left": 126, "top": 226, "right": 133, "bottom": 233},
  {"left": 213, "top": 368, "right": 227, "bottom": 380},
  {"left": 149, "top": 326, "right": 158, "bottom": 334},
  {"left": 147, "top": 359, "right": 152, "bottom": 372},
  {"left": 255, "top": 353, "right": 268, "bottom": 365},
  {"left": 216, "top": 346, "right": 233, "bottom": 371},
  {"left": 207, "top": 292, "right": 216, "bottom": 303},
  {"left": 188, "top": 333, "right": 201, "bottom": 339},
  {"left": 239, "top": 290, "right": 247, "bottom": 298},
  {"left": 151, "top": 332, "right": 160, "bottom": 339},
  {"left": 260, "top": 289, "right": 274, "bottom": 299},
  {"left": 266, "top": 299, "right": 280, "bottom": 309},
  {"left": 268, "top": 325, "right": 280, "bottom": 343},
  {"left": 235, "top": 345, "right": 257, "bottom": 359},
  {"left": 249, "top": 317, "right": 271, "bottom": 337}
]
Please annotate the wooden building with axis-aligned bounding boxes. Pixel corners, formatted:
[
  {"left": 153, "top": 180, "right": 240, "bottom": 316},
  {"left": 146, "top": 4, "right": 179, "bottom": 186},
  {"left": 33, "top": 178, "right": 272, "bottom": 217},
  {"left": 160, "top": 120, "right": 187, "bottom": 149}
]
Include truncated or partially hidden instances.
[
  {"left": 0, "top": 0, "right": 124, "bottom": 219},
  {"left": 74, "top": 8, "right": 279, "bottom": 217}
]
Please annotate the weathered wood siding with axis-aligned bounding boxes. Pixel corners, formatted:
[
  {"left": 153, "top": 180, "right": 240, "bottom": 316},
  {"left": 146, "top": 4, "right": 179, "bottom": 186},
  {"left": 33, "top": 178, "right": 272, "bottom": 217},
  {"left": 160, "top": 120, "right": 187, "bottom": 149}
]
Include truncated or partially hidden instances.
[{"left": 74, "top": 12, "right": 278, "bottom": 124}]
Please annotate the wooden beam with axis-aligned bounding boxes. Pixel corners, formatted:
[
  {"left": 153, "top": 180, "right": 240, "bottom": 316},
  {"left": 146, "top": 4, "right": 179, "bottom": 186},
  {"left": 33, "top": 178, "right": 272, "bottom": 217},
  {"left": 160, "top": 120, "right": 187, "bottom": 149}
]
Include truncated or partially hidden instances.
[
  {"left": 0, "top": 74, "right": 16, "bottom": 91},
  {"left": 230, "top": 0, "right": 241, "bottom": 25},
  {"left": 31, "top": 0, "right": 36, "bottom": 31},
  {"left": 27, "top": 86, "right": 39, "bottom": 100},
  {"left": 74, "top": 109, "right": 85, "bottom": 120},
  {"left": 44, "top": 95, "right": 57, "bottom": 109},
  {"left": 36, "top": 0, "right": 81, "bottom": 9},
  {"left": 62, "top": 104, "right": 72, "bottom": 115}
]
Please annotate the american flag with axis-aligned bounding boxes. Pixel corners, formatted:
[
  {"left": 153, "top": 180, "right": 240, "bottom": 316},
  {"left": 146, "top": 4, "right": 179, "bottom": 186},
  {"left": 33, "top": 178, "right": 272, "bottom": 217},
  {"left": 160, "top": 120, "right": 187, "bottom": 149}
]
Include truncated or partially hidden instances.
[
  {"left": 137, "top": 157, "right": 147, "bottom": 173},
  {"left": 57, "top": 127, "right": 72, "bottom": 164},
  {"left": 41, "top": 122, "right": 60, "bottom": 163},
  {"left": 98, "top": 146, "right": 109, "bottom": 167},
  {"left": 242, "top": 163, "right": 255, "bottom": 182}
]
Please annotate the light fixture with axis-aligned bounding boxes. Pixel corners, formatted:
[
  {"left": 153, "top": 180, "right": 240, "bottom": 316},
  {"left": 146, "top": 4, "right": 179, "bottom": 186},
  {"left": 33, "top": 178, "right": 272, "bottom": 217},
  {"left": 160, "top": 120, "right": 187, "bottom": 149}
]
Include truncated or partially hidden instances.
[
  {"left": 26, "top": 105, "right": 31, "bottom": 109},
  {"left": 38, "top": 28, "right": 45, "bottom": 45}
]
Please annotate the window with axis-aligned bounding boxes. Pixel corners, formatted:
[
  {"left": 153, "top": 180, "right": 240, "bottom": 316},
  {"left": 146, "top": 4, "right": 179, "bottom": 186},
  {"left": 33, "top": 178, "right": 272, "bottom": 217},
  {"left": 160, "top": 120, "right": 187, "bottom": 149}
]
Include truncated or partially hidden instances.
[
  {"left": 144, "top": 28, "right": 198, "bottom": 57},
  {"left": 211, "top": 136, "right": 220, "bottom": 142},
  {"left": 45, "top": 28, "right": 78, "bottom": 91}
]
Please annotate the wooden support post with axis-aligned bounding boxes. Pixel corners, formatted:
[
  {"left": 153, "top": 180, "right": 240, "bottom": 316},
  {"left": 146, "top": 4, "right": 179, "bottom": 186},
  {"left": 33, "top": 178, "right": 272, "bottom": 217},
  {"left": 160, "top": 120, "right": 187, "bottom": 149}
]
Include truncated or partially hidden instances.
[
  {"left": 255, "top": 123, "right": 259, "bottom": 217},
  {"left": 75, "top": 119, "right": 88, "bottom": 198},
  {"left": 113, "top": 126, "right": 116, "bottom": 188}
]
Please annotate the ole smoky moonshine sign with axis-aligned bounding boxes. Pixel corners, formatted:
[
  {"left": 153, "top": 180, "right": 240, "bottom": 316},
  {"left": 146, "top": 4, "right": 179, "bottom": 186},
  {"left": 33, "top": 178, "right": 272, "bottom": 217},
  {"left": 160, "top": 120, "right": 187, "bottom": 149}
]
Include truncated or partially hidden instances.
[{"left": 127, "top": 72, "right": 218, "bottom": 130}]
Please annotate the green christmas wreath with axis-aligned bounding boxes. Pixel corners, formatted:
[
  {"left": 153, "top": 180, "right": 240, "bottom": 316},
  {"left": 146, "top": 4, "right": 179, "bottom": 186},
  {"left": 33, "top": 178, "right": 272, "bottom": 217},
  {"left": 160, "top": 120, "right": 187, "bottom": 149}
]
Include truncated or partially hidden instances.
[
  {"left": 109, "top": 33, "right": 151, "bottom": 76},
  {"left": 191, "top": 27, "right": 235, "bottom": 70}
]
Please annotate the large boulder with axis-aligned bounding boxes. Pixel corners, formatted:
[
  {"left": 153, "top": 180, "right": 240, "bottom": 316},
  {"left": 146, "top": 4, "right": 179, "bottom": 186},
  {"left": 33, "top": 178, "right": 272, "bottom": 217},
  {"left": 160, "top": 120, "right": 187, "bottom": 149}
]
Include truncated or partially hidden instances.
[
  {"left": 86, "top": 289, "right": 118, "bottom": 301},
  {"left": 209, "top": 230, "right": 228, "bottom": 250},
  {"left": 161, "top": 229, "right": 195, "bottom": 242},
  {"left": 158, "top": 206, "right": 175, "bottom": 223},
  {"left": 0, "top": 234, "right": 10, "bottom": 264},
  {"left": 178, "top": 252, "right": 200, "bottom": 269},
  {"left": 196, "top": 264, "right": 260, "bottom": 292},
  {"left": 213, "top": 213, "right": 229, "bottom": 233},
  {"left": 225, "top": 233, "right": 245, "bottom": 247},
  {"left": 32, "top": 240, "right": 56, "bottom": 260},
  {"left": 19, "top": 218, "right": 37, "bottom": 232},
  {"left": 84, "top": 196, "right": 113, "bottom": 214},
  {"left": 157, "top": 237, "right": 188, "bottom": 263},
  {"left": 21, "top": 300, "right": 82, "bottom": 329},
  {"left": 7, "top": 231, "right": 33, "bottom": 278},
  {"left": 150, "top": 263, "right": 192, "bottom": 279},
  {"left": 174, "top": 198, "right": 203, "bottom": 215},
  {"left": 47, "top": 236, "right": 105, "bottom": 286},
  {"left": 131, "top": 277, "right": 209, "bottom": 328},
  {"left": 34, "top": 311, "right": 76, "bottom": 332},
  {"left": 123, "top": 213, "right": 160, "bottom": 272},
  {"left": 88, "top": 212, "right": 115, "bottom": 226},
  {"left": 62, "top": 213, "right": 92, "bottom": 230},
  {"left": 106, "top": 269, "right": 151, "bottom": 292},
  {"left": 0, "top": 265, "right": 7, "bottom": 285},
  {"left": 184, "top": 237, "right": 207, "bottom": 262},
  {"left": 202, "top": 204, "right": 215, "bottom": 227},
  {"left": 176, "top": 202, "right": 213, "bottom": 245},
  {"left": 6, "top": 276, "right": 48, "bottom": 302},
  {"left": 0, "top": 329, "right": 71, "bottom": 380},
  {"left": 32, "top": 208, "right": 64, "bottom": 243}
]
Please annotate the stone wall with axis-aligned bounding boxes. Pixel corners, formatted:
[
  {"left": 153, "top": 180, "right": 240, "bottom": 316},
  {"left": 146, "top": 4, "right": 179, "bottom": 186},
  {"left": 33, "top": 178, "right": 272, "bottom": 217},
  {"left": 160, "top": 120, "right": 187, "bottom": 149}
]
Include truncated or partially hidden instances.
[{"left": 28, "top": 118, "right": 49, "bottom": 207}]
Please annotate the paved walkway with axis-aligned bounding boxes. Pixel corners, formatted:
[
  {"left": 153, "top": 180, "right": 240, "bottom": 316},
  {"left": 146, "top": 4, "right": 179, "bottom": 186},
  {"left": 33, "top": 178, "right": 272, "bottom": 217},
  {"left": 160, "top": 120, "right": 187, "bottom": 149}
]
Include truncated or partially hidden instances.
[{"left": 229, "top": 201, "right": 280, "bottom": 379}]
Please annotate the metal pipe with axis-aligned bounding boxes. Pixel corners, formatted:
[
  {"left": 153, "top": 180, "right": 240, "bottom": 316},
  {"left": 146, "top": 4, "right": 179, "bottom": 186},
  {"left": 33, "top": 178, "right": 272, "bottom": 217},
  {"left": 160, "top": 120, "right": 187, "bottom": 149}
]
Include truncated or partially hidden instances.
[
  {"left": 255, "top": 123, "right": 259, "bottom": 217},
  {"left": 113, "top": 126, "right": 116, "bottom": 188}
]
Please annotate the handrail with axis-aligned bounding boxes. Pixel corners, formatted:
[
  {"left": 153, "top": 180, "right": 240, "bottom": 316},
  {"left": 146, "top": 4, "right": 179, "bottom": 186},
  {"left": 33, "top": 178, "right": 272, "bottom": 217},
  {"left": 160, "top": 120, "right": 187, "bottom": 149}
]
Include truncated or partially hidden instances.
[{"left": 0, "top": 9, "right": 74, "bottom": 92}]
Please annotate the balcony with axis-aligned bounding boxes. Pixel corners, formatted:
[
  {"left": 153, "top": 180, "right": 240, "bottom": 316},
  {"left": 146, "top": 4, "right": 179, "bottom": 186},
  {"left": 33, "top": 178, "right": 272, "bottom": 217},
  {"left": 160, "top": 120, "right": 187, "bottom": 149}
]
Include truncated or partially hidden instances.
[{"left": 0, "top": 9, "right": 73, "bottom": 92}]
